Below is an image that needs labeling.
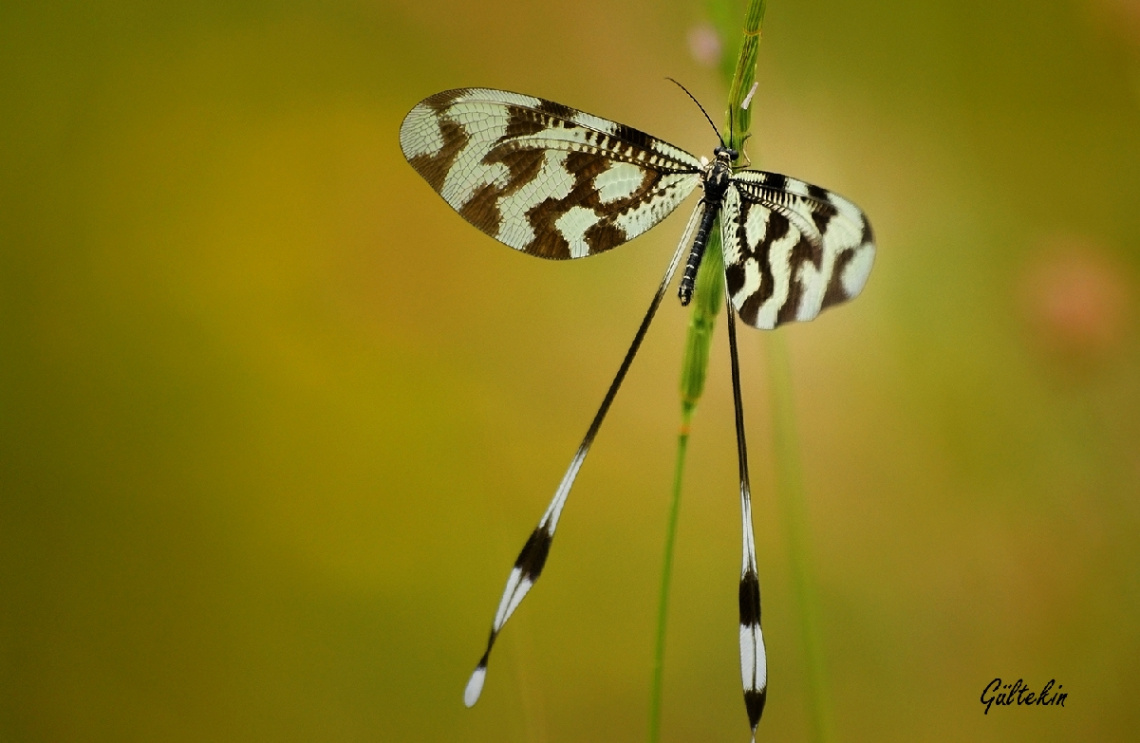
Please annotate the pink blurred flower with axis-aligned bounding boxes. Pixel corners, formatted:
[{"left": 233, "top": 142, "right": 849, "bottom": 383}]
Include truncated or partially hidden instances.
[
  {"left": 1019, "top": 235, "right": 1131, "bottom": 363},
  {"left": 1089, "top": 0, "right": 1140, "bottom": 48},
  {"left": 688, "top": 23, "right": 722, "bottom": 68}
]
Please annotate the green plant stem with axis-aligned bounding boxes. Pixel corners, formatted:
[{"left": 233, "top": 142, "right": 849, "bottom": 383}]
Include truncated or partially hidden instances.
[
  {"left": 721, "top": 4, "right": 837, "bottom": 740},
  {"left": 650, "top": 4, "right": 766, "bottom": 742},
  {"left": 724, "top": 0, "right": 767, "bottom": 152},
  {"left": 648, "top": 413, "right": 689, "bottom": 743},
  {"left": 650, "top": 2, "right": 768, "bottom": 742},
  {"left": 767, "top": 335, "right": 834, "bottom": 743},
  {"left": 649, "top": 221, "right": 724, "bottom": 743},
  {"left": 652, "top": 2, "right": 841, "bottom": 742}
]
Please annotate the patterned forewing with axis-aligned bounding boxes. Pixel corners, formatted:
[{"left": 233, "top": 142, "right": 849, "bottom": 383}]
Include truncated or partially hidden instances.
[
  {"left": 721, "top": 171, "right": 875, "bottom": 329},
  {"left": 400, "top": 89, "right": 704, "bottom": 259}
]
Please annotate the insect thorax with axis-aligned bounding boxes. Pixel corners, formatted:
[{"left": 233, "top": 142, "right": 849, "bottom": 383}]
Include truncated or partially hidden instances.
[
  {"left": 701, "top": 147, "right": 736, "bottom": 202},
  {"left": 678, "top": 149, "right": 735, "bottom": 306}
]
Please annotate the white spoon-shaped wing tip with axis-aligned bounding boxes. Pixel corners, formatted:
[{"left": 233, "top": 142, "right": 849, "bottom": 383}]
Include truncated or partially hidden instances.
[{"left": 464, "top": 666, "right": 486, "bottom": 708}]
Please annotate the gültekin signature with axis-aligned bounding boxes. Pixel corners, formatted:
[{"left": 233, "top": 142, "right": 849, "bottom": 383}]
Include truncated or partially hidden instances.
[{"left": 981, "top": 678, "right": 1067, "bottom": 714}]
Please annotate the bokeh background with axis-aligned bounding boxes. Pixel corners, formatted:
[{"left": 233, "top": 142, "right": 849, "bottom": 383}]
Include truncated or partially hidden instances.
[{"left": 3, "top": 0, "right": 1139, "bottom": 740}]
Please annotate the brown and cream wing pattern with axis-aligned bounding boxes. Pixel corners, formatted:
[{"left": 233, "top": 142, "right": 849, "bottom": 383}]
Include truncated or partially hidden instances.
[
  {"left": 400, "top": 88, "right": 705, "bottom": 260},
  {"left": 721, "top": 170, "right": 875, "bottom": 329}
]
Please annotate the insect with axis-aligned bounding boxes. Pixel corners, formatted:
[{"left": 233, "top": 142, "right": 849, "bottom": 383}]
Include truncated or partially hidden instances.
[{"left": 400, "top": 87, "right": 874, "bottom": 739}]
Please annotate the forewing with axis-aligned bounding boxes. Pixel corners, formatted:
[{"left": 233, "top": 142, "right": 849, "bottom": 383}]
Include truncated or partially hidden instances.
[
  {"left": 400, "top": 88, "right": 704, "bottom": 259},
  {"left": 721, "top": 171, "right": 875, "bottom": 329}
]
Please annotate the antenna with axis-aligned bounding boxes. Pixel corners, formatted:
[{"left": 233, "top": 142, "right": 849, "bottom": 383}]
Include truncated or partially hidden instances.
[{"left": 665, "top": 77, "right": 725, "bottom": 148}]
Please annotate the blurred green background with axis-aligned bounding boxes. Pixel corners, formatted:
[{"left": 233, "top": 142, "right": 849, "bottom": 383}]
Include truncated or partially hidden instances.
[{"left": 3, "top": 0, "right": 1138, "bottom": 740}]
